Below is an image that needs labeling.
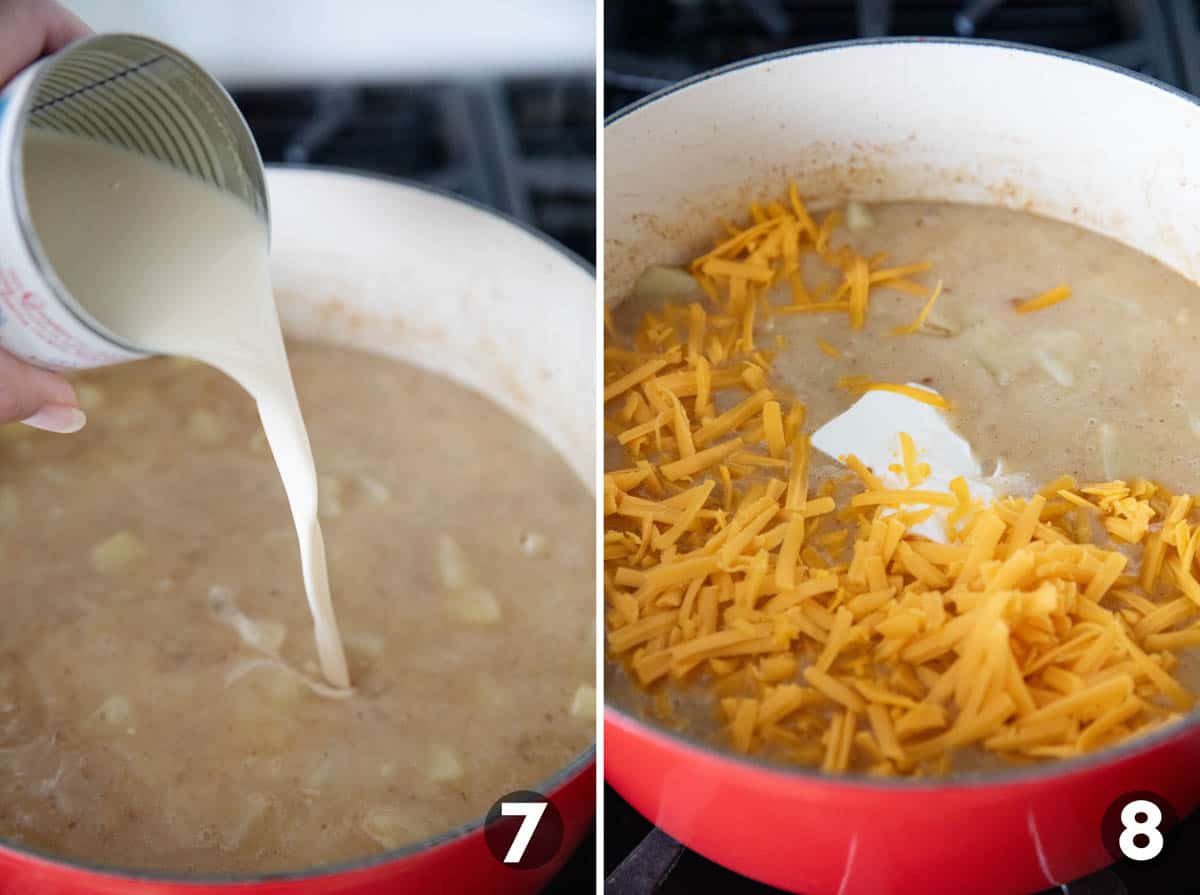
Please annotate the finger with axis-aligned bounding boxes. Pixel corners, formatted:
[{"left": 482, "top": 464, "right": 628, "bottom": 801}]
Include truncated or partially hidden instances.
[
  {"left": 0, "top": 0, "right": 92, "bottom": 86},
  {"left": 39, "top": 1, "right": 90, "bottom": 54},
  {"left": 21, "top": 402, "right": 86, "bottom": 433},
  {"left": 0, "top": 348, "right": 84, "bottom": 431}
]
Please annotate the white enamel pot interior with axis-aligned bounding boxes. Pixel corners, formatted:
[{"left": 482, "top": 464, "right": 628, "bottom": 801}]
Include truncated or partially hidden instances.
[
  {"left": 268, "top": 167, "right": 595, "bottom": 487},
  {"left": 605, "top": 39, "right": 1200, "bottom": 302}
]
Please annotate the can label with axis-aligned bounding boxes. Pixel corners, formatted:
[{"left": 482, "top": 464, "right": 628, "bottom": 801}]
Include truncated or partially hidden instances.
[{"left": 0, "top": 62, "right": 145, "bottom": 371}]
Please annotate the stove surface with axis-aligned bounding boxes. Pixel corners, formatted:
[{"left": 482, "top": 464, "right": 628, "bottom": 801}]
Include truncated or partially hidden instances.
[
  {"left": 605, "top": 0, "right": 1200, "bottom": 116},
  {"left": 603, "top": 1, "right": 1199, "bottom": 893},
  {"left": 233, "top": 74, "right": 595, "bottom": 266}
]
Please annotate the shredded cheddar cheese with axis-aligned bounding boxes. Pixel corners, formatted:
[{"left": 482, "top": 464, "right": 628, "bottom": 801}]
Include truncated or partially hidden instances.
[
  {"left": 1014, "top": 285, "right": 1072, "bottom": 314},
  {"left": 816, "top": 338, "right": 842, "bottom": 358},
  {"left": 605, "top": 183, "right": 1196, "bottom": 776},
  {"left": 892, "top": 281, "right": 945, "bottom": 336},
  {"left": 839, "top": 379, "right": 951, "bottom": 410}
]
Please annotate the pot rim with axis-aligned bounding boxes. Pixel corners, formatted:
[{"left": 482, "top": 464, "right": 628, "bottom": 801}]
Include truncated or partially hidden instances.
[
  {"left": 0, "top": 164, "right": 596, "bottom": 884},
  {"left": 604, "top": 35, "right": 1200, "bottom": 129},
  {"left": 604, "top": 37, "right": 1200, "bottom": 794}
]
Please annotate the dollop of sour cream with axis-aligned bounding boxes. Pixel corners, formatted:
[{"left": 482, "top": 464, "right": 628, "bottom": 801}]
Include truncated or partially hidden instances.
[{"left": 812, "top": 384, "right": 1025, "bottom": 543}]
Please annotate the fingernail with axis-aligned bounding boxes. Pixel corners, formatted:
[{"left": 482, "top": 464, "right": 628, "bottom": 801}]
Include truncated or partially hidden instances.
[{"left": 21, "top": 404, "right": 86, "bottom": 434}]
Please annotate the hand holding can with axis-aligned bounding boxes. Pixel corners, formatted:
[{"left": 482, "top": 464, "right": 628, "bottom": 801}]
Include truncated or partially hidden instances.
[{"left": 0, "top": 0, "right": 88, "bottom": 431}]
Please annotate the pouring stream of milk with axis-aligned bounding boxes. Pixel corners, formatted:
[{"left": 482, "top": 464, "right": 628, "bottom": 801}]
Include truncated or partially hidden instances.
[{"left": 22, "top": 131, "right": 350, "bottom": 689}]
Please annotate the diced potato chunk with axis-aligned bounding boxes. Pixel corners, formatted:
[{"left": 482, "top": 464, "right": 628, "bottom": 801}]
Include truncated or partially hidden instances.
[
  {"left": 222, "top": 793, "right": 271, "bottom": 850},
  {"left": 346, "top": 631, "right": 385, "bottom": 659},
  {"left": 0, "top": 485, "right": 16, "bottom": 522},
  {"left": 228, "top": 694, "right": 298, "bottom": 751},
  {"left": 75, "top": 384, "right": 104, "bottom": 410},
  {"left": 520, "top": 530, "right": 549, "bottom": 558},
  {"left": 427, "top": 745, "right": 463, "bottom": 783},
  {"left": 474, "top": 675, "right": 511, "bottom": 707},
  {"left": 446, "top": 586, "right": 501, "bottom": 624},
  {"left": 1033, "top": 347, "right": 1074, "bottom": 387},
  {"left": 40, "top": 466, "right": 66, "bottom": 484},
  {"left": 301, "top": 753, "right": 335, "bottom": 796},
  {"left": 633, "top": 265, "right": 699, "bottom": 303},
  {"left": 187, "top": 409, "right": 225, "bottom": 445},
  {"left": 81, "top": 694, "right": 133, "bottom": 736},
  {"left": 569, "top": 685, "right": 596, "bottom": 721},
  {"left": 247, "top": 430, "right": 268, "bottom": 454},
  {"left": 437, "top": 534, "right": 476, "bottom": 591},
  {"left": 1031, "top": 330, "right": 1082, "bottom": 389},
  {"left": 267, "top": 667, "right": 305, "bottom": 710},
  {"left": 1099, "top": 423, "right": 1121, "bottom": 480},
  {"left": 357, "top": 474, "right": 391, "bottom": 503},
  {"left": 319, "top": 475, "right": 344, "bottom": 518},
  {"left": 244, "top": 618, "right": 287, "bottom": 654},
  {"left": 91, "top": 530, "right": 146, "bottom": 573},
  {"left": 974, "top": 349, "right": 1013, "bottom": 387},
  {"left": 361, "top": 808, "right": 423, "bottom": 849},
  {"left": 438, "top": 535, "right": 501, "bottom": 623},
  {"left": 0, "top": 659, "right": 44, "bottom": 745},
  {"left": 921, "top": 308, "right": 959, "bottom": 337},
  {"left": 93, "top": 695, "right": 131, "bottom": 725},
  {"left": 845, "top": 200, "right": 875, "bottom": 231}
]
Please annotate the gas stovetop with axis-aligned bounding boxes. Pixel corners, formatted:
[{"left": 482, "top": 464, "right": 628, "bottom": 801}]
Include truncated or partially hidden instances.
[
  {"left": 604, "top": 2, "right": 1198, "bottom": 893},
  {"left": 605, "top": 0, "right": 1200, "bottom": 115},
  {"left": 231, "top": 75, "right": 595, "bottom": 266},
  {"left": 228, "top": 75, "right": 595, "bottom": 894}
]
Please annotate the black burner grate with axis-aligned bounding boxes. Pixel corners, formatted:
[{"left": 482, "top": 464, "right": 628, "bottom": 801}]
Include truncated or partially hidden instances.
[
  {"left": 605, "top": 0, "right": 1197, "bottom": 114},
  {"left": 604, "top": 1, "right": 1200, "bottom": 893},
  {"left": 233, "top": 74, "right": 595, "bottom": 265}
]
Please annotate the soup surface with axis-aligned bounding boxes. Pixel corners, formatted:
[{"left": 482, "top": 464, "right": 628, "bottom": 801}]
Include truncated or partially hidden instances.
[
  {"left": 25, "top": 129, "right": 350, "bottom": 689},
  {"left": 769, "top": 202, "right": 1200, "bottom": 491},
  {"left": 0, "top": 342, "right": 594, "bottom": 872},
  {"left": 605, "top": 200, "right": 1200, "bottom": 771}
]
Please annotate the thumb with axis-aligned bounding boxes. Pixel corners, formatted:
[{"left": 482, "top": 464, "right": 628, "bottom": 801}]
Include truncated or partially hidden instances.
[{"left": 0, "top": 349, "right": 85, "bottom": 432}]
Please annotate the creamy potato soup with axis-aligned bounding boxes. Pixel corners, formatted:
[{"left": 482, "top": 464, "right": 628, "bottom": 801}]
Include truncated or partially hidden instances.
[
  {"left": 0, "top": 343, "right": 594, "bottom": 872},
  {"left": 771, "top": 203, "right": 1200, "bottom": 492},
  {"left": 604, "top": 196, "right": 1200, "bottom": 775}
]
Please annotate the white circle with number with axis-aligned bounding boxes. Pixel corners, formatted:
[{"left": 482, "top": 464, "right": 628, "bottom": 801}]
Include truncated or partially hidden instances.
[{"left": 1118, "top": 798, "right": 1164, "bottom": 861}]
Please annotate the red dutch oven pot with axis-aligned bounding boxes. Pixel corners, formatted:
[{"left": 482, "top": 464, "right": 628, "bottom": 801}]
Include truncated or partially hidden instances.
[
  {"left": 0, "top": 169, "right": 596, "bottom": 893},
  {"left": 604, "top": 39, "right": 1200, "bottom": 895}
]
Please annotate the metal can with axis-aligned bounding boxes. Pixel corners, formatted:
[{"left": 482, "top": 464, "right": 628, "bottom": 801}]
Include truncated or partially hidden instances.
[{"left": 0, "top": 33, "right": 268, "bottom": 371}]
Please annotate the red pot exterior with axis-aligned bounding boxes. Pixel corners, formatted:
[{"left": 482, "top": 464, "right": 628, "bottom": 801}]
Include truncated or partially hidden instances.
[
  {"left": 0, "top": 761, "right": 593, "bottom": 895},
  {"left": 607, "top": 711, "right": 1200, "bottom": 895}
]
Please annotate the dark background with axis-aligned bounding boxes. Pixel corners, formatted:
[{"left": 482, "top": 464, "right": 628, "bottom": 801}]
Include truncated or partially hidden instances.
[{"left": 232, "top": 77, "right": 595, "bottom": 267}]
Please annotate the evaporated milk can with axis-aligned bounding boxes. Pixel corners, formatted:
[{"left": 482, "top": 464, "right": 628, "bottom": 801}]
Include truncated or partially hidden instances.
[{"left": 0, "top": 33, "right": 268, "bottom": 370}]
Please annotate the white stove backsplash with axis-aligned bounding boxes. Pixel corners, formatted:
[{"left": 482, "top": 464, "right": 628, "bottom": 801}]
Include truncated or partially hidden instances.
[{"left": 60, "top": 0, "right": 595, "bottom": 85}]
